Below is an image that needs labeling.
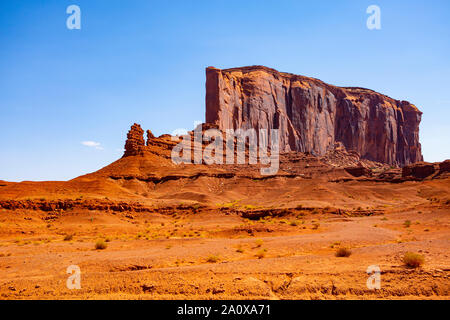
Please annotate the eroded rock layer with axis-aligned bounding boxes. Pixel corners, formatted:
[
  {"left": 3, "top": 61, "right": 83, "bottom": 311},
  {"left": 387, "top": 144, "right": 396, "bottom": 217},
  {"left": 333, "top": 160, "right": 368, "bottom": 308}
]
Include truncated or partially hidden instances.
[{"left": 205, "top": 66, "right": 423, "bottom": 166}]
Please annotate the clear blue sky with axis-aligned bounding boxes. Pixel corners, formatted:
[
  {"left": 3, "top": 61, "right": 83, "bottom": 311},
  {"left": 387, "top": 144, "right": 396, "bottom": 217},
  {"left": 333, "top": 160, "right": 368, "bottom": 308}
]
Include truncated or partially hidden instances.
[{"left": 1, "top": 0, "right": 449, "bottom": 181}]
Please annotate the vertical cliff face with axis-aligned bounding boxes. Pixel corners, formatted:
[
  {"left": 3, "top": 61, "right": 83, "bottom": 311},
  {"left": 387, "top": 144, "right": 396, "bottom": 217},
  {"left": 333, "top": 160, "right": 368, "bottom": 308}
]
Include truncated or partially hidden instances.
[{"left": 205, "top": 66, "right": 423, "bottom": 166}]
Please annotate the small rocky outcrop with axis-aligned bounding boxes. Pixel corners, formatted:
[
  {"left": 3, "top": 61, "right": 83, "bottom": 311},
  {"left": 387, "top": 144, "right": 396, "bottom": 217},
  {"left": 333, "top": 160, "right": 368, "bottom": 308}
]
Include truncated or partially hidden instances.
[
  {"left": 146, "top": 130, "right": 155, "bottom": 146},
  {"left": 402, "top": 162, "right": 437, "bottom": 179},
  {"left": 345, "top": 166, "right": 372, "bottom": 178},
  {"left": 439, "top": 160, "right": 450, "bottom": 174},
  {"left": 124, "top": 123, "right": 145, "bottom": 157}
]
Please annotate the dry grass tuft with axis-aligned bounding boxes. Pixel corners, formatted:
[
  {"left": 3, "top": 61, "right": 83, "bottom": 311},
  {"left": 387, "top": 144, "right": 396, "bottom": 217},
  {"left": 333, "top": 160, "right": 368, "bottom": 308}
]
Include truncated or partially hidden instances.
[
  {"left": 335, "top": 247, "right": 352, "bottom": 258},
  {"left": 95, "top": 240, "right": 108, "bottom": 250},
  {"left": 206, "top": 255, "right": 220, "bottom": 263},
  {"left": 255, "top": 249, "right": 266, "bottom": 259},
  {"left": 402, "top": 252, "right": 424, "bottom": 268}
]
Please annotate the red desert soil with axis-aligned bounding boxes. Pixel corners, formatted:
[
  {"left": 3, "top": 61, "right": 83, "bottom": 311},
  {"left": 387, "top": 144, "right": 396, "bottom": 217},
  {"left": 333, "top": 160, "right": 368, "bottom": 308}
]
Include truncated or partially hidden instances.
[{"left": 0, "top": 132, "right": 449, "bottom": 300}]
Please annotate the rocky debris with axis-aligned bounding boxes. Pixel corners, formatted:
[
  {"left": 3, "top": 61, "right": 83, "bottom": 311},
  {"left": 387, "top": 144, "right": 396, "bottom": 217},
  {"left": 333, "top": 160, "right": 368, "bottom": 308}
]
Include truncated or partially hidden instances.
[
  {"left": 376, "top": 168, "right": 403, "bottom": 180},
  {"left": 124, "top": 123, "right": 145, "bottom": 157},
  {"left": 0, "top": 199, "right": 152, "bottom": 213},
  {"left": 319, "top": 142, "right": 389, "bottom": 169},
  {"left": 220, "top": 206, "right": 384, "bottom": 220},
  {"left": 344, "top": 166, "right": 372, "bottom": 178},
  {"left": 0, "top": 199, "right": 208, "bottom": 215},
  {"left": 402, "top": 162, "right": 438, "bottom": 179},
  {"left": 205, "top": 66, "right": 423, "bottom": 166}
]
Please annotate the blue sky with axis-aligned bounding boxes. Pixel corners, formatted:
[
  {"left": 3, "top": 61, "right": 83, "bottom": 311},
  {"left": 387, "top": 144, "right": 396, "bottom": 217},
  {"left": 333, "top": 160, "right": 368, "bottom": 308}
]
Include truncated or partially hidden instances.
[{"left": 1, "top": 0, "right": 449, "bottom": 181}]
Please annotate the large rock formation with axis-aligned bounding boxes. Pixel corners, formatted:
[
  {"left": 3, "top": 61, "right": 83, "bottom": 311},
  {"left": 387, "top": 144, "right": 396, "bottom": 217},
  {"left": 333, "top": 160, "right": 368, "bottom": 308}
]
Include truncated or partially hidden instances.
[{"left": 205, "top": 66, "right": 423, "bottom": 166}]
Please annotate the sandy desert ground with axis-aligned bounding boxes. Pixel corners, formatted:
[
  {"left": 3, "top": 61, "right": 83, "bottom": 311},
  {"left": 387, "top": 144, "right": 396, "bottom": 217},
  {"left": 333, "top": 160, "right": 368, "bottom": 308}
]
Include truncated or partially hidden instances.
[{"left": 0, "top": 165, "right": 449, "bottom": 299}]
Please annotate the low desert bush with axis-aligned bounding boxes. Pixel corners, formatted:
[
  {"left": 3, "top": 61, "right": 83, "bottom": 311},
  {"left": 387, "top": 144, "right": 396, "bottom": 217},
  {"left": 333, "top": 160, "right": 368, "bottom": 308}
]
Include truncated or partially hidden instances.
[
  {"left": 95, "top": 240, "right": 107, "bottom": 250},
  {"left": 335, "top": 247, "right": 352, "bottom": 258},
  {"left": 403, "top": 252, "right": 424, "bottom": 268},
  {"left": 206, "top": 255, "right": 220, "bottom": 263},
  {"left": 255, "top": 239, "right": 263, "bottom": 248},
  {"left": 255, "top": 249, "right": 266, "bottom": 259},
  {"left": 236, "top": 246, "right": 244, "bottom": 253}
]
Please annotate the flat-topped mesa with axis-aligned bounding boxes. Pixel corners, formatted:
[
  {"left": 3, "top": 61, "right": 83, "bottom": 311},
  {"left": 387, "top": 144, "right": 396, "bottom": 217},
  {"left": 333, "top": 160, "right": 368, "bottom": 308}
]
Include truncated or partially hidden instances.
[{"left": 205, "top": 66, "right": 423, "bottom": 166}]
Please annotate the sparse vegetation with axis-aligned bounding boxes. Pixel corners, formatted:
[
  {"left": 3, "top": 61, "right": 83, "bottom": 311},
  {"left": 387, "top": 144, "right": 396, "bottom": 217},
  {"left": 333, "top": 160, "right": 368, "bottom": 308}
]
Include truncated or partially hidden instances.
[
  {"left": 255, "top": 239, "right": 263, "bottom": 248},
  {"left": 255, "top": 249, "right": 266, "bottom": 259},
  {"left": 330, "top": 241, "right": 341, "bottom": 248},
  {"left": 63, "top": 234, "right": 73, "bottom": 241},
  {"left": 404, "top": 220, "right": 412, "bottom": 228},
  {"left": 403, "top": 252, "right": 424, "bottom": 268},
  {"left": 206, "top": 255, "right": 220, "bottom": 263},
  {"left": 95, "top": 240, "right": 107, "bottom": 250},
  {"left": 335, "top": 247, "right": 352, "bottom": 258}
]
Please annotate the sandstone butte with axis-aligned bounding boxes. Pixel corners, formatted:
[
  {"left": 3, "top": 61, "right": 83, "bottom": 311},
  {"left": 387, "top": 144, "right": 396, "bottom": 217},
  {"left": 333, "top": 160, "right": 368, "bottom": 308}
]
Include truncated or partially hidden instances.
[{"left": 205, "top": 65, "right": 423, "bottom": 166}]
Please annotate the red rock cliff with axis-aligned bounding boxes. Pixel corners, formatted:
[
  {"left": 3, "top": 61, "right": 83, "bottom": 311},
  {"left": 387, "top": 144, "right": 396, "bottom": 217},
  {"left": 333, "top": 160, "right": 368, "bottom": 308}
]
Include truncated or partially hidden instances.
[{"left": 205, "top": 66, "right": 423, "bottom": 166}]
